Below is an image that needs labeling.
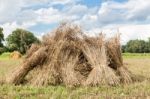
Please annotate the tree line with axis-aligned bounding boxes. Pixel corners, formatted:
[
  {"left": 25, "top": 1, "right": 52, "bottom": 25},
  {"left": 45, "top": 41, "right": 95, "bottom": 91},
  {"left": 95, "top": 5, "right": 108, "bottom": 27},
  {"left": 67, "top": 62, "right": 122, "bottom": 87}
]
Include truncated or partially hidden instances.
[
  {"left": 122, "top": 39, "right": 150, "bottom": 53},
  {"left": 0, "top": 27, "right": 39, "bottom": 54}
]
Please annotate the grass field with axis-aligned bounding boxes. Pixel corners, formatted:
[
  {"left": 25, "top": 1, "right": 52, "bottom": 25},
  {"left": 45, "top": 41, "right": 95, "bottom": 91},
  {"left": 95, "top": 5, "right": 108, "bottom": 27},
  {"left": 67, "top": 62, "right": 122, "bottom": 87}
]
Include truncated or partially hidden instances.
[{"left": 0, "top": 53, "right": 150, "bottom": 99}]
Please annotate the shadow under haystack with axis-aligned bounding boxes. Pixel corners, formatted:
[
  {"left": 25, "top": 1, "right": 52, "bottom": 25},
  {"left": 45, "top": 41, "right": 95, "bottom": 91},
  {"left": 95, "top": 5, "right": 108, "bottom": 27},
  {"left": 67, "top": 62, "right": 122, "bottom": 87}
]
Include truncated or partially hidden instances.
[{"left": 6, "top": 23, "right": 137, "bottom": 87}]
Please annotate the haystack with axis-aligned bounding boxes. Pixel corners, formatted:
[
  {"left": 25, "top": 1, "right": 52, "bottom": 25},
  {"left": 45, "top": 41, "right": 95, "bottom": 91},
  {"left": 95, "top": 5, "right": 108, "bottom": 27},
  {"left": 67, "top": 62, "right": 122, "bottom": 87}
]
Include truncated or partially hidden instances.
[
  {"left": 6, "top": 23, "right": 136, "bottom": 87},
  {"left": 10, "top": 51, "right": 22, "bottom": 59}
]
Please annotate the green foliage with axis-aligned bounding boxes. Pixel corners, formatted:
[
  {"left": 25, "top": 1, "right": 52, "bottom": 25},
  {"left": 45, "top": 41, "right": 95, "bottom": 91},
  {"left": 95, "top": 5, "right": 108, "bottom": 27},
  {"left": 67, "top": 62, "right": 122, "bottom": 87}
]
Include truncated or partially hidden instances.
[
  {"left": 148, "top": 38, "right": 150, "bottom": 50},
  {"left": 0, "top": 27, "right": 4, "bottom": 47},
  {"left": 6, "top": 29, "right": 40, "bottom": 54},
  {"left": 0, "top": 47, "right": 5, "bottom": 55},
  {"left": 0, "top": 27, "right": 5, "bottom": 54},
  {"left": 121, "top": 45, "right": 126, "bottom": 53},
  {"left": 123, "top": 39, "right": 150, "bottom": 53}
]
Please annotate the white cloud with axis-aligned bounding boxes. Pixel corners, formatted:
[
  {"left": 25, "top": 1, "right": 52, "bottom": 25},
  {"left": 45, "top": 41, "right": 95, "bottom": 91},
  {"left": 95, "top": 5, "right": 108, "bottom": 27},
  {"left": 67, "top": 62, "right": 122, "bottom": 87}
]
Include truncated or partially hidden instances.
[
  {"left": 51, "top": 0, "right": 74, "bottom": 5},
  {"left": 0, "top": 0, "right": 23, "bottom": 23},
  {"left": 125, "top": 0, "right": 150, "bottom": 20},
  {"left": 0, "top": 22, "right": 22, "bottom": 37},
  {"left": 67, "top": 4, "right": 88, "bottom": 15},
  {"left": 35, "top": 7, "right": 61, "bottom": 24},
  {"left": 119, "top": 25, "right": 150, "bottom": 44},
  {"left": 87, "top": 24, "right": 150, "bottom": 44},
  {"left": 75, "top": 0, "right": 150, "bottom": 44},
  {"left": 0, "top": 0, "right": 150, "bottom": 44},
  {"left": 34, "top": 4, "right": 89, "bottom": 24},
  {"left": 0, "top": 21, "right": 36, "bottom": 38},
  {"left": 97, "top": 0, "right": 150, "bottom": 24}
]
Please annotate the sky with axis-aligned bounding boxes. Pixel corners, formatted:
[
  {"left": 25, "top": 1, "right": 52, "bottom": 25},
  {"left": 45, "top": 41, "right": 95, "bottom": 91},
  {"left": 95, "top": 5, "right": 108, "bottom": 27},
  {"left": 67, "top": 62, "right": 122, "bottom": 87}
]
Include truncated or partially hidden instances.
[{"left": 0, "top": 0, "right": 150, "bottom": 44}]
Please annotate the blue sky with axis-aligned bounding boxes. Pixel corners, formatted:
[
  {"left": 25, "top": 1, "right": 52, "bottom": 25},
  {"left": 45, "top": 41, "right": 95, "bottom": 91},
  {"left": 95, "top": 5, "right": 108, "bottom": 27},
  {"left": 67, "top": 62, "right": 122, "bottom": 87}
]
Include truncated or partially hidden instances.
[{"left": 0, "top": 0, "right": 150, "bottom": 44}]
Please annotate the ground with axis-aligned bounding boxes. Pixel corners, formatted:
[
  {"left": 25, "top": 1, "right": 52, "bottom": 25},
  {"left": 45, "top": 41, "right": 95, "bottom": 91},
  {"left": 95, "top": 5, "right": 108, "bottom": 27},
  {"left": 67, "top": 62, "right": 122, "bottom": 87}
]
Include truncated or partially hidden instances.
[{"left": 0, "top": 53, "right": 150, "bottom": 99}]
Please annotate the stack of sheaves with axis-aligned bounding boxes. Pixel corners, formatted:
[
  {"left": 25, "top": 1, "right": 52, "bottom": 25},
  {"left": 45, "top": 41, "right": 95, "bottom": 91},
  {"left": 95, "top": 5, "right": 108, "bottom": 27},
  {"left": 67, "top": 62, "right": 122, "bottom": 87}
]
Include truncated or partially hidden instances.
[{"left": 6, "top": 23, "right": 136, "bottom": 87}]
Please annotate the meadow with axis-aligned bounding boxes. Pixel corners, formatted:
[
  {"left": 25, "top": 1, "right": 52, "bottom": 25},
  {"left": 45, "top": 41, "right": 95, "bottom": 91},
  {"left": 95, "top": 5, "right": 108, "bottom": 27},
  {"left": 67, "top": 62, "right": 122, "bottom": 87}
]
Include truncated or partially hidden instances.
[{"left": 0, "top": 53, "right": 150, "bottom": 99}]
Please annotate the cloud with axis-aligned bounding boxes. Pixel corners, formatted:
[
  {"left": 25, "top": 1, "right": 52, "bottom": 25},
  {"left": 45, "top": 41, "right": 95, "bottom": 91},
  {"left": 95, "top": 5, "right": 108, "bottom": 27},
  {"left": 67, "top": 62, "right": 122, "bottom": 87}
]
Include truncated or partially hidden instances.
[
  {"left": 0, "top": 22, "right": 22, "bottom": 37},
  {"left": 74, "top": 0, "right": 150, "bottom": 44},
  {"left": 97, "top": 0, "right": 150, "bottom": 24},
  {"left": 0, "top": 0, "right": 150, "bottom": 44},
  {"left": 0, "top": 0, "right": 23, "bottom": 23},
  {"left": 35, "top": 7, "right": 61, "bottom": 24},
  {"left": 0, "top": 21, "right": 36, "bottom": 38},
  {"left": 125, "top": 0, "right": 150, "bottom": 21},
  {"left": 119, "top": 25, "right": 150, "bottom": 44},
  {"left": 67, "top": 4, "right": 88, "bottom": 15},
  {"left": 50, "top": 0, "right": 75, "bottom": 5},
  {"left": 34, "top": 4, "right": 90, "bottom": 24},
  {"left": 1, "top": 0, "right": 150, "bottom": 26},
  {"left": 87, "top": 24, "right": 150, "bottom": 44}
]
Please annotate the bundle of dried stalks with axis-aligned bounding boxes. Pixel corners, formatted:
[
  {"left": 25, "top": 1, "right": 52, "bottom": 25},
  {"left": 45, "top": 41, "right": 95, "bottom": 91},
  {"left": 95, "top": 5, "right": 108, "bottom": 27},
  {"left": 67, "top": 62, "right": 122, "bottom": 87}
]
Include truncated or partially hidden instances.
[
  {"left": 61, "top": 51, "right": 80, "bottom": 87},
  {"left": 106, "top": 35, "right": 123, "bottom": 69},
  {"left": 83, "top": 41, "right": 120, "bottom": 86},
  {"left": 106, "top": 35, "right": 133, "bottom": 84},
  {"left": 25, "top": 44, "right": 40, "bottom": 58},
  {"left": 117, "top": 66, "right": 133, "bottom": 84},
  {"left": 42, "top": 33, "right": 55, "bottom": 46},
  {"left": 10, "top": 51, "right": 22, "bottom": 59},
  {"left": 25, "top": 24, "right": 82, "bottom": 86},
  {"left": 5, "top": 23, "right": 137, "bottom": 86},
  {"left": 6, "top": 47, "right": 48, "bottom": 85},
  {"left": 30, "top": 41, "right": 65, "bottom": 86}
]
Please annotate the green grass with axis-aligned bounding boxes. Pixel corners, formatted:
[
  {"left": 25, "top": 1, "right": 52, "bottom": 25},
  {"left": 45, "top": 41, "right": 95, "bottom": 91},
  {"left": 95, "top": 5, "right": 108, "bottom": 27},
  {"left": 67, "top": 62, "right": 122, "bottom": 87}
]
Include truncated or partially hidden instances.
[
  {"left": 1, "top": 83, "right": 150, "bottom": 98},
  {"left": 0, "top": 53, "right": 150, "bottom": 98},
  {"left": 2, "top": 52, "right": 150, "bottom": 59},
  {"left": 0, "top": 52, "right": 22, "bottom": 76},
  {"left": 123, "top": 53, "right": 150, "bottom": 58},
  {"left": 0, "top": 82, "right": 150, "bottom": 99},
  {"left": 0, "top": 52, "right": 11, "bottom": 60}
]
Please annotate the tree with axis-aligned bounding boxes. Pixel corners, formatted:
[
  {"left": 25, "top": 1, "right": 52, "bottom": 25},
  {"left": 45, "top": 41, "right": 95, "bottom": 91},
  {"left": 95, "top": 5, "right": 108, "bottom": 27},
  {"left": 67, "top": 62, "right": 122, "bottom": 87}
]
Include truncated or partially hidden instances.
[
  {"left": 125, "top": 39, "right": 149, "bottom": 53},
  {"left": 0, "top": 27, "right": 5, "bottom": 54},
  {"left": 121, "top": 45, "right": 126, "bottom": 53},
  {"left": 6, "top": 29, "right": 40, "bottom": 54},
  {"left": 0, "top": 27, "right": 4, "bottom": 47},
  {"left": 148, "top": 38, "right": 150, "bottom": 52}
]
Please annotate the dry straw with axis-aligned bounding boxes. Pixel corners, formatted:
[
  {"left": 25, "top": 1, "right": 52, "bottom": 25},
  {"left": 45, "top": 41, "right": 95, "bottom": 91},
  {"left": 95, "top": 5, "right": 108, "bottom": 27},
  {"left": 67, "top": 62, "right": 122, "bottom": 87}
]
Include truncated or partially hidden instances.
[
  {"left": 83, "top": 36, "right": 120, "bottom": 86},
  {"left": 10, "top": 51, "right": 22, "bottom": 59},
  {"left": 106, "top": 35, "right": 133, "bottom": 84},
  {"left": 6, "top": 47, "right": 48, "bottom": 85},
  {"left": 5, "top": 23, "right": 136, "bottom": 86}
]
